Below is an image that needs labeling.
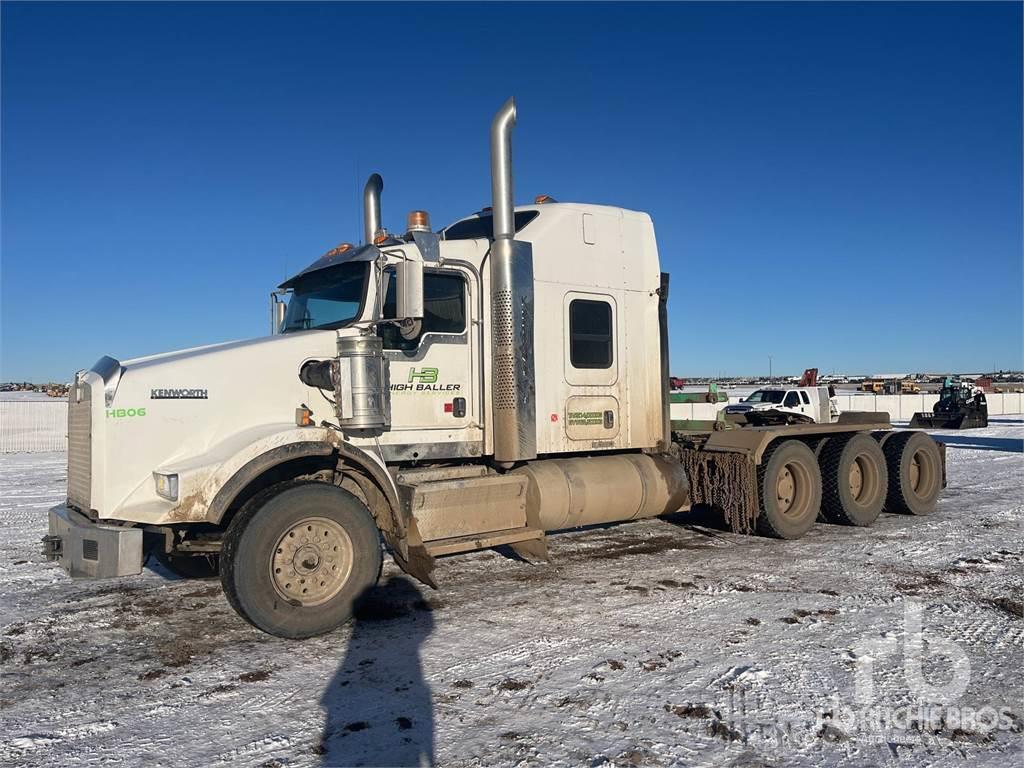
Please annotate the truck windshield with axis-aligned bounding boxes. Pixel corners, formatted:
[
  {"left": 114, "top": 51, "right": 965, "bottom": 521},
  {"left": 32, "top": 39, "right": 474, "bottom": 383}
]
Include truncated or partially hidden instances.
[
  {"left": 282, "top": 263, "right": 368, "bottom": 332},
  {"left": 746, "top": 390, "right": 785, "bottom": 404}
]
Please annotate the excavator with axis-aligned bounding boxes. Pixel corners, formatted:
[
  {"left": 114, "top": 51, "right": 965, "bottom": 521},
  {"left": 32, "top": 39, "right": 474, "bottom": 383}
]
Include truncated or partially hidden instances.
[{"left": 910, "top": 378, "right": 989, "bottom": 430}]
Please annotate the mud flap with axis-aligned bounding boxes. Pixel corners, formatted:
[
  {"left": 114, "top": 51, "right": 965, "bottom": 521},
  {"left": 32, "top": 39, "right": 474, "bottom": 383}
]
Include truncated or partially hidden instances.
[
  {"left": 679, "top": 449, "right": 759, "bottom": 534},
  {"left": 383, "top": 517, "right": 438, "bottom": 589},
  {"left": 509, "top": 535, "right": 550, "bottom": 564}
]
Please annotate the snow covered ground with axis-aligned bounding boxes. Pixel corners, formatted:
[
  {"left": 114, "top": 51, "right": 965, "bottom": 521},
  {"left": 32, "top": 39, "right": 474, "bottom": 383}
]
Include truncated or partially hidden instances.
[{"left": 1, "top": 421, "right": 1021, "bottom": 767}]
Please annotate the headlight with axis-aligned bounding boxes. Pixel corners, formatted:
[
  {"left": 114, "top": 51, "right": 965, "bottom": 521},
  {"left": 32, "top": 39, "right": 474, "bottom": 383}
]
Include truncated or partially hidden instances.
[{"left": 154, "top": 472, "right": 179, "bottom": 501}]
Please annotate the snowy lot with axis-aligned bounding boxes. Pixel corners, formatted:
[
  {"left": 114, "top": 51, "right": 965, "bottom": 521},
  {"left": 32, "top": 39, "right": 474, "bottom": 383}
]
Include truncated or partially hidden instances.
[{"left": 1, "top": 422, "right": 1022, "bottom": 767}]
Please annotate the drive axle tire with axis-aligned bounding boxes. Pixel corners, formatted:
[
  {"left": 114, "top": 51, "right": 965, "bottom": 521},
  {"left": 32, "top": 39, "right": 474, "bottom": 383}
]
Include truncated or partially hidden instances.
[
  {"left": 756, "top": 439, "right": 822, "bottom": 539},
  {"left": 155, "top": 549, "right": 220, "bottom": 579},
  {"left": 882, "top": 431, "right": 943, "bottom": 515},
  {"left": 820, "top": 434, "right": 888, "bottom": 526},
  {"left": 220, "top": 481, "right": 382, "bottom": 639}
]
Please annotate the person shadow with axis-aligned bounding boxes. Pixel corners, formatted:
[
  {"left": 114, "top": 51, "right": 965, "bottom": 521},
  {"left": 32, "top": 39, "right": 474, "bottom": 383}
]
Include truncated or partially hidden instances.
[{"left": 319, "top": 576, "right": 435, "bottom": 767}]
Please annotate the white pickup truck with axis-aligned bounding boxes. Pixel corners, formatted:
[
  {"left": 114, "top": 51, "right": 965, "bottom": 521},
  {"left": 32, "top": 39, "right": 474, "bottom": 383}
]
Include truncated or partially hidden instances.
[{"left": 724, "top": 386, "right": 839, "bottom": 426}]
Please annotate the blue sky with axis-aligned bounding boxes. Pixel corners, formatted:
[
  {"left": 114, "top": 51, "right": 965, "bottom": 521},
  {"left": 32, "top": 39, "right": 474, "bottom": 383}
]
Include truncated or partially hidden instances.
[{"left": 2, "top": 1, "right": 1021, "bottom": 381}]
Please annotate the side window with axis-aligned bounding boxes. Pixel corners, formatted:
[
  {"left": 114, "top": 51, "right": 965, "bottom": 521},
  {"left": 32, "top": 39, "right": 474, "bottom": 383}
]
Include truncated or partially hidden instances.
[
  {"left": 800, "top": 391, "right": 810, "bottom": 405},
  {"left": 380, "top": 270, "right": 466, "bottom": 350},
  {"left": 569, "top": 299, "right": 613, "bottom": 369},
  {"left": 784, "top": 391, "right": 800, "bottom": 408}
]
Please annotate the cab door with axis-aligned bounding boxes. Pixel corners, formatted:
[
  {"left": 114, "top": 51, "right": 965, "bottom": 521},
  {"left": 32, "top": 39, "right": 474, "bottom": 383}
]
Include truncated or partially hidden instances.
[
  {"left": 560, "top": 291, "right": 623, "bottom": 449},
  {"left": 378, "top": 266, "right": 481, "bottom": 459},
  {"left": 783, "top": 390, "right": 802, "bottom": 416}
]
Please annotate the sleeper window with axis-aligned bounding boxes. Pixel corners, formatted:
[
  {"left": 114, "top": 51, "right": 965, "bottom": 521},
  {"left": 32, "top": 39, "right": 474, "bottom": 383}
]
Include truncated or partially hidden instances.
[{"left": 569, "top": 299, "right": 613, "bottom": 369}]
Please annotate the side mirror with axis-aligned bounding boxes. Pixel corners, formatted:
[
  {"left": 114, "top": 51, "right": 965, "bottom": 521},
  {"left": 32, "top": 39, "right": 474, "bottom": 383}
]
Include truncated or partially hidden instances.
[
  {"left": 270, "top": 291, "right": 287, "bottom": 335},
  {"left": 395, "top": 257, "right": 424, "bottom": 320}
]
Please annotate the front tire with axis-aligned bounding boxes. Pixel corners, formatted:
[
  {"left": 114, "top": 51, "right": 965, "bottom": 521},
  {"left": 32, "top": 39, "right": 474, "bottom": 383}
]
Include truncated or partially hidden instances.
[
  {"left": 220, "top": 481, "right": 382, "bottom": 639},
  {"left": 756, "top": 439, "right": 822, "bottom": 539}
]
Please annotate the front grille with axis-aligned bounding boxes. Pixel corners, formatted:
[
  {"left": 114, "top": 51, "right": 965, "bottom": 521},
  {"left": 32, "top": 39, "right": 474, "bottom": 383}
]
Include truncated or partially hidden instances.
[{"left": 67, "top": 381, "right": 92, "bottom": 512}]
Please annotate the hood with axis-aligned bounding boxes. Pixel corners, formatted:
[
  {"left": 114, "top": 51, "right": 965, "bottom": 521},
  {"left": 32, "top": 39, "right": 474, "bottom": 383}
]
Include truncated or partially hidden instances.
[{"left": 122, "top": 330, "right": 334, "bottom": 372}]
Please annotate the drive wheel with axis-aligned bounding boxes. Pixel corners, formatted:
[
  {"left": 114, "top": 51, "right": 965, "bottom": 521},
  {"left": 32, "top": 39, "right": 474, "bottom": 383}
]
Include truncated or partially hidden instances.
[
  {"left": 820, "top": 434, "right": 888, "bottom": 526},
  {"left": 756, "top": 439, "right": 822, "bottom": 539},
  {"left": 221, "top": 481, "right": 382, "bottom": 639},
  {"left": 882, "top": 431, "right": 943, "bottom": 515},
  {"left": 155, "top": 549, "right": 220, "bottom": 579}
]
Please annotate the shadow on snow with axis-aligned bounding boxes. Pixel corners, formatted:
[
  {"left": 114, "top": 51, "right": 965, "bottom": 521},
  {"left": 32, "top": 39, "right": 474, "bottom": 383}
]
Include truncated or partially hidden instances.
[
  {"left": 935, "top": 435, "right": 1023, "bottom": 454},
  {"left": 319, "top": 575, "right": 435, "bottom": 767}
]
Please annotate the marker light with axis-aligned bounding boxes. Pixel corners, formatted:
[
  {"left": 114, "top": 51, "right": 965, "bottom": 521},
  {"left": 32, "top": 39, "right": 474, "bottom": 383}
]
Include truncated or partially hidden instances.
[
  {"left": 324, "top": 243, "right": 353, "bottom": 258},
  {"left": 406, "top": 210, "right": 431, "bottom": 233},
  {"left": 534, "top": 194, "right": 557, "bottom": 204},
  {"left": 295, "top": 406, "right": 314, "bottom": 427},
  {"left": 154, "top": 472, "right": 179, "bottom": 502},
  {"left": 373, "top": 230, "right": 389, "bottom": 245}
]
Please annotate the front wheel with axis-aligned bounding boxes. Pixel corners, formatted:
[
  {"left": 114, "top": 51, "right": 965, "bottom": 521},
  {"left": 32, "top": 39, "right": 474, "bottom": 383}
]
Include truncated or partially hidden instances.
[{"left": 220, "top": 481, "right": 382, "bottom": 639}]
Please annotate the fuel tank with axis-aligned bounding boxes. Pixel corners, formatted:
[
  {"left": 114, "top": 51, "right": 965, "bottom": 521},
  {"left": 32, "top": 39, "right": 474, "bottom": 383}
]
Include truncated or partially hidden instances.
[{"left": 514, "top": 454, "right": 690, "bottom": 531}]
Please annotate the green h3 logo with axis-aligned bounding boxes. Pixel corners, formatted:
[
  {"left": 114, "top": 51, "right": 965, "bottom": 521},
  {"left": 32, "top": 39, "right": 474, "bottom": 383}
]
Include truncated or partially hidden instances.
[{"left": 408, "top": 367, "right": 438, "bottom": 384}]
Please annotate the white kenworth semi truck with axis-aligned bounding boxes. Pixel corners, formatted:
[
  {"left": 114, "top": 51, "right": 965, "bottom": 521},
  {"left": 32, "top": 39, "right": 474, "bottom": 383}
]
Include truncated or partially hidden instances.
[{"left": 44, "top": 100, "right": 947, "bottom": 638}]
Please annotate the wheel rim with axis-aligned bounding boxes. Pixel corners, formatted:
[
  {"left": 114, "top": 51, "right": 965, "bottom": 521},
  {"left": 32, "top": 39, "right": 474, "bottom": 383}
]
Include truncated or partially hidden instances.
[
  {"left": 849, "top": 458, "right": 864, "bottom": 500},
  {"left": 776, "top": 461, "right": 811, "bottom": 519},
  {"left": 909, "top": 453, "right": 921, "bottom": 492},
  {"left": 270, "top": 517, "right": 354, "bottom": 606},
  {"left": 908, "top": 448, "right": 934, "bottom": 499}
]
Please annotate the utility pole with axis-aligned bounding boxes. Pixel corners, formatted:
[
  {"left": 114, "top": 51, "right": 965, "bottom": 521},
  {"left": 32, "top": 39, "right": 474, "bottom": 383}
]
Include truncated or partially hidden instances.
[{"left": 769, "top": 355, "right": 773, "bottom": 383}]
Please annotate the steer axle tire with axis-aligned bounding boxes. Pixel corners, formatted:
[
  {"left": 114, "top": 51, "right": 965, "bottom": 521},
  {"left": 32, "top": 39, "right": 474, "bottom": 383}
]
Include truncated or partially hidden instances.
[
  {"left": 882, "top": 431, "right": 943, "bottom": 516},
  {"left": 820, "top": 434, "right": 888, "bottom": 527},
  {"left": 756, "top": 439, "right": 822, "bottom": 540},
  {"left": 220, "top": 481, "right": 382, "bottom": 639}
]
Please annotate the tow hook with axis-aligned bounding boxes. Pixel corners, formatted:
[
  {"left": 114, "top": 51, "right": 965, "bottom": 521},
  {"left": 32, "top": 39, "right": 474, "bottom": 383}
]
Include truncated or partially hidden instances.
[{"left": 41, "top": 534, "right": 63, "bottom": 561}]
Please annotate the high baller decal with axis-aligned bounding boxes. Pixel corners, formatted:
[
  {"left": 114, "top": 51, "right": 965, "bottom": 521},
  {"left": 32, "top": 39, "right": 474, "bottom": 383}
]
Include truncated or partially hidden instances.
[
  {"left": 407, "top": 368, "right": 438, "bottom": 384},
  {"left": 391, "top": 367, "right": 461, "bottom": 393},
  {"left": 151, "top": 388, "right": 208, "bottom": 399}
]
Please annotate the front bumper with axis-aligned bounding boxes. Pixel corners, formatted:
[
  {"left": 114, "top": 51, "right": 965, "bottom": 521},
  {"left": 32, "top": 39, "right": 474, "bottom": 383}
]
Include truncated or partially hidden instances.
[{"left": 43, "top": 505, "right": 143, "bottom": 578}]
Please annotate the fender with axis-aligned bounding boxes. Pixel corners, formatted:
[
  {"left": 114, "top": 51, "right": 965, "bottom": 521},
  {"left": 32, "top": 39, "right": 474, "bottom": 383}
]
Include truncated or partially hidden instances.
[
  {"left": 202, "top": 427, "right": 400, "bottom": 524},
  {"left": 201, "top": 428, "right": 437, "bottom": 587}
]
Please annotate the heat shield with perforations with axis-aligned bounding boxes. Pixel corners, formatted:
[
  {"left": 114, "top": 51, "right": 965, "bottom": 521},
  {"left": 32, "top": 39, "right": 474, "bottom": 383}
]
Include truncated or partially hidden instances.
[{"left": 490, "top": 237, "right": 536, "bottom": 462}]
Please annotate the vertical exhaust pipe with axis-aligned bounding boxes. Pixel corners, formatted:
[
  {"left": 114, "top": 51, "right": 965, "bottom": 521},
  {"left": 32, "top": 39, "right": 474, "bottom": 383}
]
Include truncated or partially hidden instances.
[
  {"left": 490, "top": 98, "right": 516, "bottom": 241},
  {"left": 363, "top": 173, "right": 383, "bottom": 244},
  {"left": 489, "top": 97, "right": 537, "bottom": 464}
]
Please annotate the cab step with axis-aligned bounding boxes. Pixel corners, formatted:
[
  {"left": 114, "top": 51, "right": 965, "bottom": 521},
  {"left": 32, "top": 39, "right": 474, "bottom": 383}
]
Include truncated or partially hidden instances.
[{"left": 424, "top": 526, "right": 545, "bottom": 557}]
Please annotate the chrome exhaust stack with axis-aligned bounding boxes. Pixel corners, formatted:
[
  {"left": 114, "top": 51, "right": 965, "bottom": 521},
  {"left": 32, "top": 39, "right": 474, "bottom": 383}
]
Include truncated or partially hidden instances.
[
  {"left": 363, "top": 173, "right": 383, "bottom": 244},
  {"left": 489, "top": 97, "right": 537, "bottom": 463}
]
